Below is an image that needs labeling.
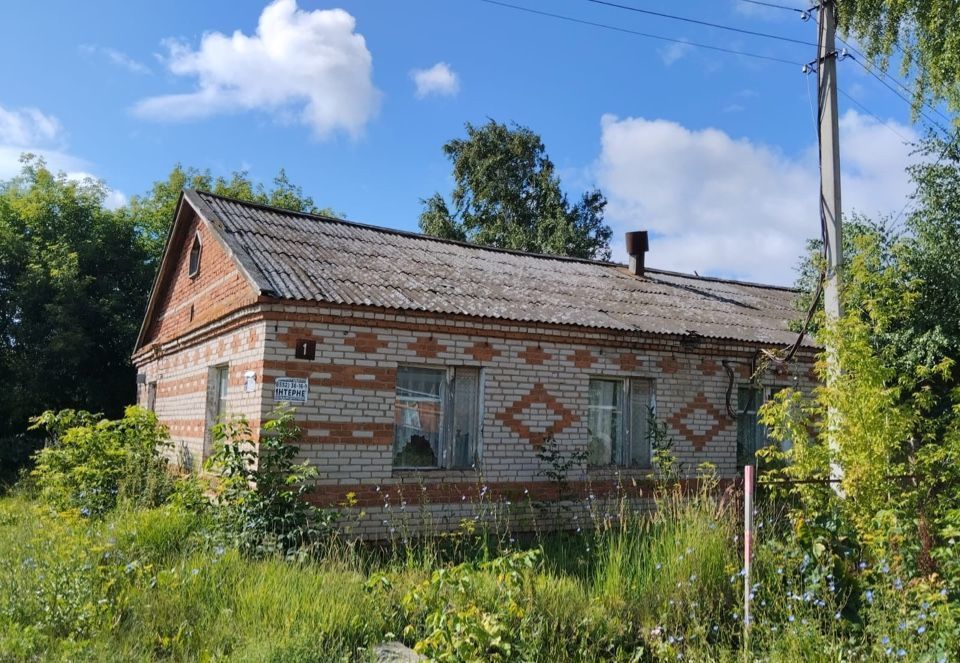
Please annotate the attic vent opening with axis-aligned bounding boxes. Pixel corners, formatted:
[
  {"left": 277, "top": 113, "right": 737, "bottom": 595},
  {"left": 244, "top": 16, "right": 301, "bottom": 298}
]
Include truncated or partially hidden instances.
[{"left": 188, "top": 233, "right": 202, "bottom": 278}]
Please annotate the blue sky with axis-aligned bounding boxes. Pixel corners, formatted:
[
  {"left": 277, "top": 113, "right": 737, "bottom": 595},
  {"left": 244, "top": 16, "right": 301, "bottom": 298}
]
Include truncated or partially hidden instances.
[{"left": 0, "top": 0, "right": 932, "bottom": 284}]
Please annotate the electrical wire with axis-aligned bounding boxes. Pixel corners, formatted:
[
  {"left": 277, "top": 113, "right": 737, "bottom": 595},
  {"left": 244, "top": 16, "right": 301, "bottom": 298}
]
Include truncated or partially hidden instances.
[
  {"left": 479, "top": 0, "right": 804, "bottom": 66},
  {"left": 738, "top": 0, "right": 809, "bottom": 13},
  {"left": 585, "top": 0, "right": 816, "bottom": 46},
  {"left": 846, "top": 55, "right": 952, "bottom": 138},
  {"left": 836, "top": 35, "right": 955, "bottom": 127},
  {"left": 837, "top": 86, "right": 913, "bottom": 143}
]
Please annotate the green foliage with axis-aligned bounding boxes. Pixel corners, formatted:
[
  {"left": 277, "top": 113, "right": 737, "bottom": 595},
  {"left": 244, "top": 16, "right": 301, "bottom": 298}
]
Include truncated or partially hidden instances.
[
  {"left": 122, "top": 164, "right": 337, "bottom": 267},
  {"left": 783, "top": 133, "right": 960, "bottom": 586},
  {"left": 400, "top": 549, "right": 539, "bottom": 661},
  {"left": 0, "top": 157, "right": 151, "bottom": 441},
  {"left": 0, "top": 158, "right": 331, "bottom": 486},
  {"left": 836, "top": 0, "right": 960, "bottom": 116},
  {"left": 592, "top": 481, "right": 737, "bottom": 652},
  {"left": 535, "top": 436, "right": 587, "bottom": 503},
  {"left": 205, "top": 407, "right": 337, "bottom": 558},
  {"left": 29, "top": 406, "right": 173, "bottom": 517},
  {"left": 419, "top": 120, "right": 612, "bottom": 260}
]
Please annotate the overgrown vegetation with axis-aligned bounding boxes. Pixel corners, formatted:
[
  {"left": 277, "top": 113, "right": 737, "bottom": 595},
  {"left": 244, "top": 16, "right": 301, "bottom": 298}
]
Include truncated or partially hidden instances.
[
  {"left": 0, "top": 159, "right": 329, "bottom": 486},
  {"left": 3, "top": 400, "right": 959, "bottom": 661}
]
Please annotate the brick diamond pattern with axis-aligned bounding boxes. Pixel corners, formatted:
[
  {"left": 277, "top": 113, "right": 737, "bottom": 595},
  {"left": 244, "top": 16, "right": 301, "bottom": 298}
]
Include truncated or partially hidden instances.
[
  {"left": 496, "top": 383, "right": 578, "bottom": 448},
  {"left": 668, "top": 393, "right": 729, "bottom": 451}
]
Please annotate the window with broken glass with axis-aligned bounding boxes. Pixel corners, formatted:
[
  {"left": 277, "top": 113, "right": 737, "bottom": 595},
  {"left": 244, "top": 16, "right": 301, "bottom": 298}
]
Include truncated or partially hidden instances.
[
  {"left": 737, "top": 385, "right": 787, "bottom": 465},
  {"left": 393, "top": 366, "right": 481, "bottom": 469},
  {"left": 587, "top": 377, "right": 654, "bottom": 468}
]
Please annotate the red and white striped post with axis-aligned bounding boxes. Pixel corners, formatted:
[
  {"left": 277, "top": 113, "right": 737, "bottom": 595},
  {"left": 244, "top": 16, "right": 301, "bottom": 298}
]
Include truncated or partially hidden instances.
[{"left": 743, "top": 464, "right": 755, "bottom": 656}]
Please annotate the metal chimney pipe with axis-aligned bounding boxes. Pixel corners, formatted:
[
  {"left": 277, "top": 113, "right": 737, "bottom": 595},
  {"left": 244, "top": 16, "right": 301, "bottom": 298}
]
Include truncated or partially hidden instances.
[{"left": 625, "top": 231, "right": 649, "bottom": 276}]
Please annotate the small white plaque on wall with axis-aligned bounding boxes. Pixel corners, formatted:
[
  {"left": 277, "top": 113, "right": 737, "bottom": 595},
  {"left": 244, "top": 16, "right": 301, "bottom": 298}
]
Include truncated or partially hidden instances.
[
  {"left": 244, "top": 370, "right": 257, "bottom": 393},
  {"left": 273, "top": 377, "right": 308, "bottom": 404}
]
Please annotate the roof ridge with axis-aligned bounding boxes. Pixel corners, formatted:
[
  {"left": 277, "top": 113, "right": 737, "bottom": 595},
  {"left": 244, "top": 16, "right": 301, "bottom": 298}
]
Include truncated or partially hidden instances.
[{"left": 189, "top": 188, "right": 799, "bottom": 293}]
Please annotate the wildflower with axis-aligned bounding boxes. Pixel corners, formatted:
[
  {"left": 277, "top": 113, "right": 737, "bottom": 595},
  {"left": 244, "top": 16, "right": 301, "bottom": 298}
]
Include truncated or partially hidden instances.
[
  {"left": 788, "top": 615, "right": 795, "bottom": 623},
  {"left": 882, "top": 636, "right": 890, "bottom": 645},
  {"left": 917, "top": 625, "right": 926, "bottom": 635},
  {"left": 893, "top": 578, "right": 903, "bottom": 590},
  {"left": 858, "top": 561, "right": 867, "bottom": 570},
  {"left": 897, "top": 649, "right": 906, "bottom": 658},
  {"left": 865, "top": 590, "right": 874, "bottom": 604},
  {"left": 834, "top": 611, "right": 841, "bottom": 620},
  {"left": 191, "top": 568, "right": 199, "bottom": 575},
  {"left": 214, "top": 545, "right": 225, "bottom": 556}
]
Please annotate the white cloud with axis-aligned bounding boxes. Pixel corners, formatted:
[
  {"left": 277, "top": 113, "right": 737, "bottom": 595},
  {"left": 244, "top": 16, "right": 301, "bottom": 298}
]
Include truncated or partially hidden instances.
[
  {"left": 0, "top": 103, "right": 125, "bottom": 205},
  {"left": 595, "top": 111, "right": 919, "bottom": 285},
  {"left": 411, "top": 62, "right": 460, "bottom": 98},
  {"left": 80, "top": 45, "right": 151, "bottom": 75},
  {"left": 0, "top": 105, "right": 62, "bottom": 147},
  {"left": 133, "top": 0, "right": 380, "bottom": 138},
  {"left": 659, "top": 41, "right": 692, "bottom": 66}
]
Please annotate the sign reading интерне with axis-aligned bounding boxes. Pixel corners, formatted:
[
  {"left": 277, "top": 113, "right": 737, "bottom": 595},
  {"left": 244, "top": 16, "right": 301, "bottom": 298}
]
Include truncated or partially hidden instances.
[{"left": 274, "top": 377, "right": 308, "bottom": 404}]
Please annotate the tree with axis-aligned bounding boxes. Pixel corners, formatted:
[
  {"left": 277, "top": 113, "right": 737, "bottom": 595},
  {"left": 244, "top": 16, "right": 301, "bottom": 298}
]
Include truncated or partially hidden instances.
[
  {"left": 0, "top": 156, "right": 151, "bottom": 444},
  {"left": 123, "top": 165, "right": 336, "bottom": 268},
  {"left": 419, "top": 120, "right": 612, "bottom": 261},
  {"left": 772, "top": 133, "right": 960, "bottom": 579},
  {"left": 837, "top": 0, "right": 960, "bottom": 116},
  {"left": 0, "top": 159, "right": 329, "bottom": 485}
]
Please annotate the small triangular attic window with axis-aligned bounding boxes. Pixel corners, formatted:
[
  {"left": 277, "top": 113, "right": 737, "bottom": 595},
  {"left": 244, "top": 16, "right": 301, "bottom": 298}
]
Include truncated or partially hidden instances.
[{"left": 188, "top": 233, "right": 202, "bottom": 277}]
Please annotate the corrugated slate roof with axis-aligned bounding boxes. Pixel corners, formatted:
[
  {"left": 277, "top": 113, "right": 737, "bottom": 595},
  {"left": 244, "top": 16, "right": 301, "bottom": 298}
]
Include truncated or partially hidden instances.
[{"left": 186, "top": 189, "right": 809, "bottom": 347}]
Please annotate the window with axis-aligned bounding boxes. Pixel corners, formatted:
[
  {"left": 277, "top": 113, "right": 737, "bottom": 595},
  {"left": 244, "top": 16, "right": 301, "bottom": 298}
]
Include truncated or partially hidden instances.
[
  {"left": 216, "top": 366, "right": 229, "bottom": 421},
  {"left": 146, "top": 381, "right": 157, "bottom": 413},
  {"left": 394, "top": 366, "right": 481, "bottom": 469},
  {"left": 204, "top": 365, "right": 229, "bottom": 457},
  {"left": 737, "top": 385, "right": 786, "bottom": 465},
  {"left": 587, "top": 378, "right": 654, "bottom": 467},
  {"left": 188, "top": 233, "right": 202, "bottom": 277}
]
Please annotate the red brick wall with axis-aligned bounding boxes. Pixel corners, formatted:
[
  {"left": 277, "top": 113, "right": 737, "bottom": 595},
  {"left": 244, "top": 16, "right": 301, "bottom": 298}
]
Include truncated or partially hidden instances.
[{"left": 140, "top": 211, "right": 258, "bottom": 347}]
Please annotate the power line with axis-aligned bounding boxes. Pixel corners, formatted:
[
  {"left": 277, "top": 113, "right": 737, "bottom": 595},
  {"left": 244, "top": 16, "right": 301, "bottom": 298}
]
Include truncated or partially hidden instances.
[
  {"left": 479, "top": 0, "right": 804, "bottom": 66},
  {"left": 835, "top": 35, "right": 954, "bottom": 127},
  {"left": 846, "top": 55, "right": 952, "bottom": 138},
  {"left": 837, "top": 86, "right": 913, "bottom": 143},
  {"left": 585, "top": 0, "right": 816, "bottom": 46},
  {"left": 738, "top": 0, "right": 809, "bottom": 12}
]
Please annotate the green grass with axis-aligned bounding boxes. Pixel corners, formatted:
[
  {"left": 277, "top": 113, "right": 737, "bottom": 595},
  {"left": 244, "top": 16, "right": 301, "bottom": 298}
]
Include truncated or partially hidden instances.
[{"left": 0, "top": 490, "right": 956, "bottom": 662}]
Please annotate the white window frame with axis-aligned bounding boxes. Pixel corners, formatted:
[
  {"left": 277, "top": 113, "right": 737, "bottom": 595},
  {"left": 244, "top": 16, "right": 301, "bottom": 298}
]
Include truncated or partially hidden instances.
[
  {"left": 587, "top": 376, "right": 655, "bottom": 469},
  {"left": 393, "top": 365, "right": 483, "bottom": 470}
]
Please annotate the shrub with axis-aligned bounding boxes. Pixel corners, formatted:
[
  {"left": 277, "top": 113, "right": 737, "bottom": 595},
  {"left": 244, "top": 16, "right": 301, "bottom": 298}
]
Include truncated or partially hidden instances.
[
  {"left": 29, "top": 406, "right": 173, "bottom": 517},
  {"left": 205, "top": 407, "right": 337, "bottom": 558}
]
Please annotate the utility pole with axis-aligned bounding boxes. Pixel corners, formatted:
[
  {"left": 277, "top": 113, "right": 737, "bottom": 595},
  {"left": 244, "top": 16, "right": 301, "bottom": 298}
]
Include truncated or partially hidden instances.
[
  {"left": 817, "top": 0, "right": 845, "bottom": 490},
  {"left": 818, "top": 0, "right": 843, "bottom": 320}
]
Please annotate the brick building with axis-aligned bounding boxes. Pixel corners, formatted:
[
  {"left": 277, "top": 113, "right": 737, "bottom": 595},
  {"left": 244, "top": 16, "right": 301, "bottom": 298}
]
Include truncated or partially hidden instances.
[{"left": 133, "top": 190, "right": 816, "bottom": 534}]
